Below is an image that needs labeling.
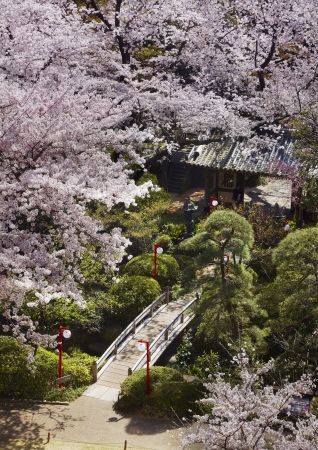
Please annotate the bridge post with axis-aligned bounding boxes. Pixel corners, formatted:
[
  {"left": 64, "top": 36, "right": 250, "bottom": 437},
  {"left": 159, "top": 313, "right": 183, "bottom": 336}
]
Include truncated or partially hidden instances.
[
  {"left": 165, "top": 329, "right": 169, "bottom": 340},
  {"left": 92, "top": 360, "right": 98, "bottom": 383},
  {"left": 180, "top": 313, "right": 184, "bottom": 324},
  {"left": 114, "top": 344, "right": 118, "bottom": 355},
  {"left": 196, "top": 291, "right": 200, "bottom": 302},
  {"left": 178, "top": 329, "right": 185, "bottom": 343},
  {"left": 165, "top": 286, "right": 170, "bottom": 304},
  {"left": 150, "top": 306, "right": 153, "bottom": 317},
  {"left": 133, "top": 322, "right": 136, "bottom": 334}
]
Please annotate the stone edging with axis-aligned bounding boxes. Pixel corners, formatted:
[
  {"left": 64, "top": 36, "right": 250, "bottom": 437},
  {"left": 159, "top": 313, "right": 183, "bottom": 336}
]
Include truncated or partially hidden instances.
[{"left": 0, "top": 398, "right": 69, "bottom": 406}]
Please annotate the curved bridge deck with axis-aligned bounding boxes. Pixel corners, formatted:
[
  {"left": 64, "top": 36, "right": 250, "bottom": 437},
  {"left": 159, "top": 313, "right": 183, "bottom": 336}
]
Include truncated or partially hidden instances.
[{"left": 83, "top": 291, "right": 198, "bottom": 401}]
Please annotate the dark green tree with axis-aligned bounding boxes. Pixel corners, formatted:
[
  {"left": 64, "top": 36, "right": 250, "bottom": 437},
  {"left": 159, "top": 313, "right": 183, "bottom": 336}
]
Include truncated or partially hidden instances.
[
  {"left": 258, "top": 228, "right": 318, "bottom": 379},
  {"left": 177, "top": 211, "right": 267, "bottom": 355},
  {"left": 178, "top": 210, "right": 254, "bottom": 283}
]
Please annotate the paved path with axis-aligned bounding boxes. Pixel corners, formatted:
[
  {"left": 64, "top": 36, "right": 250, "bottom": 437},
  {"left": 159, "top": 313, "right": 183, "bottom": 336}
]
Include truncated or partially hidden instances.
[
  {"left": 245, "top": 179, "right": 292, "bottom": 211},
  {"left": 168, "top": 179, "right": 292, "bottom": 215},
  {"left": 83, "top": 298, "right": 191, "bottom": 402},
  {"left": 0, "top": 397, "right": 202, "bottom": 450}
]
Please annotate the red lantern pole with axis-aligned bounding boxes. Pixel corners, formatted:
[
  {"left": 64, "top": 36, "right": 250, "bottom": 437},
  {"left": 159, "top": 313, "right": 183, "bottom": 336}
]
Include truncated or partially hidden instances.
[
  {"left": 138, "top": 340, "right": 150, "bottom": 395},
  {"left": 58, "top": 326, "right": 70, "bottom": 388},
  {"left": 224, "top": 254, "right": 230, "bottom": 274},
  {"left": 153, "top": 244, "right": 163, "bottom": 280},
  {"left": 284, "top": 221, "right": 290, "bottom": 236},
  {"left": 210, "top": 197, "right": 218, "bottom": 215}
]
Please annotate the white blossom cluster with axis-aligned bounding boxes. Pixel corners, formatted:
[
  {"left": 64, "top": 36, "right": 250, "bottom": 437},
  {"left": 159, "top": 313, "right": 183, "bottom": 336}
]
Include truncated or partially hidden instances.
[
  {"left": 0, "top": 0, "right": 154, "bottom": 345},
  {"left": 114, "top": 0, "right": 318, "bottom": 142},
  {"left": 182, "top": 352, "right": 318, "bottom": 449}
]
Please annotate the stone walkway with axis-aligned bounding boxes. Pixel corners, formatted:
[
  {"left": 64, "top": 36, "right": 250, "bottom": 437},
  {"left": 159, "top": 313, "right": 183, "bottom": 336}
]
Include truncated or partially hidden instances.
[
  {"left": 244, "top": 178, "right": 292, "bottom": 212},
  {"left": 167, "top": 178, "right": 292, "bottom": 215},
  {"left": 0, "top": 397, "right": 202, "bottom": 450}
]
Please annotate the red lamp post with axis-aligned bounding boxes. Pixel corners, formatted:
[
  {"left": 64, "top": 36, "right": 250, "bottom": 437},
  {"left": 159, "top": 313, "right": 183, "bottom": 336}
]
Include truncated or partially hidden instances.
[
  {"left": 224, "top": 254, "right": 230, "bottom": 274},
  {"left": 284, "top": 221, "right": 290, "bottom": 236},
  {"left": 210, "top": 197, "right": 218, "bottom": 214},
  {"left": 58, "top": 326, "right": 71, "bottom": 388},
  {"left": 138, "top": 340, "right": 151, "bottom": 395},
  {"left": 154, "top": 243, "right": 163, "bottom": 280}
]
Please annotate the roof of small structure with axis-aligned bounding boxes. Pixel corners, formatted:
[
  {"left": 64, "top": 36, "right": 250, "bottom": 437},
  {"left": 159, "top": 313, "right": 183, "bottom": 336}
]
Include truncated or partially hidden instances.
[{"left": 186, "top": 130, "right": 298, "bottom": 176}]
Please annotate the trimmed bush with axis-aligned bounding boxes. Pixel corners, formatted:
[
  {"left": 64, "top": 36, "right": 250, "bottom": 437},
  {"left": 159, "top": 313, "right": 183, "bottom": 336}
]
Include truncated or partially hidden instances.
[
  {"left": 117, "top": 366, "right": 206, "bottom": 418},
  {"left": 0, "top": 336, "right": 94, "bottom": 401},
  {"left": 156, "top": 234, "right": 173, "bottom": 252},
  {"left": 160, "top": 222, "right": 186, "bottom": 243},
  {"left": 108, "top": 276, "right": 162, "bottom": 323},
  {"left": 123, "top": 254, "right": 179, "bottom": 287}
]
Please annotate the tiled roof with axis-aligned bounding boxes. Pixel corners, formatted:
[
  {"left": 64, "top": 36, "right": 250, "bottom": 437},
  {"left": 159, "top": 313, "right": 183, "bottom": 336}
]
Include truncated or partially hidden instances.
[{"left": 186, "top": 130, "right": 297, "bottom": 176}]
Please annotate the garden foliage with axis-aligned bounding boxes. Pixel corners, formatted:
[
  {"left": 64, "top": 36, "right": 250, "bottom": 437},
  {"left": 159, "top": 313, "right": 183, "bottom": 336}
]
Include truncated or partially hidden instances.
[
  {"left": 117, "top": 366, "right": 206, "bottom": 418},
  {"left": 0, "top": 336, "right": 94, "bottom": 401}
]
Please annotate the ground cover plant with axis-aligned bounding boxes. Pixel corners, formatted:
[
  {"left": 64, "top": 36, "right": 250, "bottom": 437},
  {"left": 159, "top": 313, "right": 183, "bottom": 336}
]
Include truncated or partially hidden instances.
[{"left": 117, "top": 366, "right": 206, "bottom": 418}]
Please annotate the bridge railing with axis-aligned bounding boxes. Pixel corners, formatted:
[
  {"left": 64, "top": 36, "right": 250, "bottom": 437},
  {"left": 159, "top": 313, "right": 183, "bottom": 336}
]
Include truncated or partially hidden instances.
[
  {"left": 132, "top": 292, "right": 200, "bottom": 372},
  {"left": 92, "top": 287, "right": 170, "bottom": 381}
]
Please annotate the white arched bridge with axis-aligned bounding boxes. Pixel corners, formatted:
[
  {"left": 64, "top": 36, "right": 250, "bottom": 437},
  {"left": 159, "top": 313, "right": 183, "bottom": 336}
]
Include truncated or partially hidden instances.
[{"left": 83, "top": 289, "right": 199, "bottom": 401}]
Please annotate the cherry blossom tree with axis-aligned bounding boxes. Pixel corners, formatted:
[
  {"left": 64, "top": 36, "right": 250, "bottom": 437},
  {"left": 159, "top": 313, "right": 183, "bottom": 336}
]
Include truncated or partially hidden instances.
[
  {"left": 0, "top": 0, "right": 155, "bottom": 346},
  {"left": 182, "top": 352, "right": 318, "bottom": 450},
  {"left": 1, "top": 0, "right": 318, "bottom": 350},
  {"left": 91, "top": 0, "right": 318, "bottom": 143}
]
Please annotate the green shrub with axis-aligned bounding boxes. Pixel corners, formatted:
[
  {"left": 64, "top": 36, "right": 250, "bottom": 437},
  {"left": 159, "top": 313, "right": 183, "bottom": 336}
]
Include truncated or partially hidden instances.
[
  {"left": 63, "top": 348, "right": 95, "bottom": 388},
  {"left": 0, "top": 337, "right": 94, "bottom": 401},
  {"left": 0, "top": 343, "right": 58, "bottom": 400},
  {"left": 172, "top": 254, "right": 197, "bottom": 284},
  {"left": 156, "top": 234, "right": 173, "bottom": 252},
  {"left": 144, "top": 380, "right": 205, "bottom": 418},
  {"left": 108, "top": 276, "right": 162, "bottom": 323},
  {"left": 0, "top": 336, "right": 34, "bottom": 398},
  {"left": 117, "top": 366, "right": 206, "bottom": 418},
  {"left": 311, "top": 397, "right": 318, "bottom": 417},
  {"left": 160, "top": 213, "right": 185, "bottom": 226},
  {"left": 43, "top": 386, "right": 87, "bottom": 402},
  {"left": 160, "top": 222, "right": 186, "bottom": 243},
  {"left": 188, "top": 351, "right": 219, "bottom": 379},
  {"left": 123, "top": 254, "right": 179, "bottom": 287},
  {"left": 172, "top": 332, "right": 194, "bottom": 370}
]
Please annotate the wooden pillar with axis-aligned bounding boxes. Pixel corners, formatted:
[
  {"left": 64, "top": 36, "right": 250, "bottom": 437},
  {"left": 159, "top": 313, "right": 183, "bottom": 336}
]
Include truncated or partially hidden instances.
[
  {"left": 162, "top": 156, "right": 168, "bottom": 191},
  {"left": 236, "top": 172, "right": 245, "bottom": 204},
  {"left": 165, "top": 286, "right": 170, "bottom": 304},
  {"left": 292, "top": 184, "right": 303, "bottom": 228},
  {"left": 92, "top": 361, "right": 98, "bottom": 383},
  {"left": 241, "top": 172, "right": 245, "bottom": 203},
  {"left": 204, "top": 169, "right": 212, "bottom": 211},
  {"left": 215, "top": 171, "right": 219, "bottom": 199}
]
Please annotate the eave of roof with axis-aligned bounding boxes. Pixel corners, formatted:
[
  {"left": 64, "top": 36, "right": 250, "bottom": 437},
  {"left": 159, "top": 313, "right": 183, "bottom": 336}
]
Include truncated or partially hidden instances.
[{"left": 186, "top": 131, "right": 298, "bottom": 177}]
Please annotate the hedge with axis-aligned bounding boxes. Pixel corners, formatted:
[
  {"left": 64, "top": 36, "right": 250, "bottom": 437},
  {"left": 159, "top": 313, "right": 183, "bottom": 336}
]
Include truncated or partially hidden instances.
[
  {"left": 117, "top": 366, "right": 206, "bottom": 418},
  {"left": 123, "top": 254, "right": 179, "bottom": 287},
  {"left": 0, "top": 337, "right": 94, "bottom": 401}
]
